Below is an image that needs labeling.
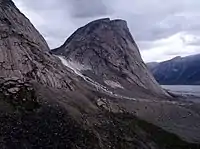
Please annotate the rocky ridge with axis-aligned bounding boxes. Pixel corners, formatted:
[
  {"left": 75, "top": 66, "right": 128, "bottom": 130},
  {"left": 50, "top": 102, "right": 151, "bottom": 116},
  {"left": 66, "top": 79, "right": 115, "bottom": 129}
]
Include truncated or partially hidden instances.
[
  {"left": 0, "top": 0, "right": 77, "bottom": 89},
  {"left": 1, "top": 0, "right": 200, "bottom": 148},
  {"left": 147, "top": 54, "right": 200, "bottom": 85},
  {"left": 52, "top": 18, "right": 168, "bottom": 98}
]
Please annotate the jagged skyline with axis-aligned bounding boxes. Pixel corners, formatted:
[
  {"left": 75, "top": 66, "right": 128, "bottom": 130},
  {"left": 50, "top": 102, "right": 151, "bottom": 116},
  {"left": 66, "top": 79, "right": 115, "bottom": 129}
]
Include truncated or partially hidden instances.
[{"left": 13, "top": 0, "right": 200, "bottom": 62}]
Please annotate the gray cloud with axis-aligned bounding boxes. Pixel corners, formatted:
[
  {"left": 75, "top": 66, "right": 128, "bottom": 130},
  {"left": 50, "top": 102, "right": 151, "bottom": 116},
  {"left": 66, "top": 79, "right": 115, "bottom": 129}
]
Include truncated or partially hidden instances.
[
  {"left": 15, "top": 0, "right": 112, "bottom": 18},
  {"left": 67, "top": 0, "right": 111, "bottom": 18},
  {"left": 13, "top": 0, "right": 200, "bottom": 62}
]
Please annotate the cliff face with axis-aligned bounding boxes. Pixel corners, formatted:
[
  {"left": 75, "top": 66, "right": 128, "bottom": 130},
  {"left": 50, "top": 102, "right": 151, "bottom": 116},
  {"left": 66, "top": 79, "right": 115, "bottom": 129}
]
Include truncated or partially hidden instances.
[
  {"left": 147, "top": 54, "right": 200, "bottom": 85},
  {"left": 52, "top": 18, "right": 168, "bottom": 98},
  {"left": 0, "top": 0, "right": 76, "bottom": 89},
  {"left": 1, "top": 1, "right": 200, "bottom": 148}
]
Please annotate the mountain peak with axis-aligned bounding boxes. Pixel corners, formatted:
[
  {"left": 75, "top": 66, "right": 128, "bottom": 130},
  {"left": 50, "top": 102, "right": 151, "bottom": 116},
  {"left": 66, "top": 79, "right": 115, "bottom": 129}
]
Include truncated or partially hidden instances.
[
  {"left": 89, "top": 18, "right": 111, "bottom": 23},
  {"left": 85, "top": 18, "right": 128, "bottom": 30},
  {"left": 111, "top": 19, "right": 128, "bottom": 27},
  {"left": 171, "top": 56, "right": 182, "bottom": 61},
  {"left": 88, "top": 18, "right": 127, "bottom": 24},
  {"left": 1, "top": 2, "right": 200, "bottom": 148},
  {"left": 52, "top": 18, "right": 168, "bottom": 98}
]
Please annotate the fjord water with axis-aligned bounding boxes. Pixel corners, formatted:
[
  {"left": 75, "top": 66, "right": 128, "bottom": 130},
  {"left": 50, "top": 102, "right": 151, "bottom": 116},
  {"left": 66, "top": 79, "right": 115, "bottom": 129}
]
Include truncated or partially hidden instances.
[{"left": 162, "top": 85, "right": 200, "bottom": 97}]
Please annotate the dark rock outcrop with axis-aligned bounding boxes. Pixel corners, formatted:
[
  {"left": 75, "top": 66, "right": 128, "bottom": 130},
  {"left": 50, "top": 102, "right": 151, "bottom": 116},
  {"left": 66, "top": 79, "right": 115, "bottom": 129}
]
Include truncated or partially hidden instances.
[
  {"left": 147, "top": 54, "right": 200, "bottom": 85},
  {"left": 52, "top": 18, "right": 168, "bottom": 98}
]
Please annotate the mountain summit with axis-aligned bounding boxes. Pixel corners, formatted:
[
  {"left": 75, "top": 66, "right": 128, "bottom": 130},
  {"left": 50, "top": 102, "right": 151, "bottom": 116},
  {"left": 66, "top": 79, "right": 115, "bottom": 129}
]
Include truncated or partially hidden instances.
[
  {"left": 1, "top": 1, "right": 200, "bottom": 148},
  {"left": 52, "top": 18, "right": 168, "bottom": 98}
]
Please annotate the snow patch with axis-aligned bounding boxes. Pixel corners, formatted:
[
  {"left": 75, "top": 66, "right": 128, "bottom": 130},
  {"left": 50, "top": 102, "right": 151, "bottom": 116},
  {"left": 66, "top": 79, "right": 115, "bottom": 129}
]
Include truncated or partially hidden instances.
[
  {"left": 104, "top": 80, "right": 124, "bottom": 89},
  {"left": 56, "top": 56, "right": 136, "bottom": 100},
  {"left": 57, "top": 56, "right": 90, "bottom": 76},
  {"left": 57, "top": 56, "right": 112, "bottom": 94}
]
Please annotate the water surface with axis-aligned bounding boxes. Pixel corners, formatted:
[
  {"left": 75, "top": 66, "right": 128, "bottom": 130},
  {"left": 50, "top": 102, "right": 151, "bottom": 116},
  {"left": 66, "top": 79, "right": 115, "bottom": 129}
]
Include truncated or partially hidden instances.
[{"left": 162, "top": 85, "right": 200, "bottom": 98}]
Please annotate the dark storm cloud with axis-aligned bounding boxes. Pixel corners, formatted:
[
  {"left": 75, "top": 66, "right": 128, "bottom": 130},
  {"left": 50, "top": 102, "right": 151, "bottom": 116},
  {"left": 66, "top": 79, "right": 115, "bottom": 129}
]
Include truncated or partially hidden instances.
[
  {"left": 67, "top": 0, "right": 111, "bottom": 18},
  {"left": 16, "top": 0, "right": 111, "bottom": 18}
]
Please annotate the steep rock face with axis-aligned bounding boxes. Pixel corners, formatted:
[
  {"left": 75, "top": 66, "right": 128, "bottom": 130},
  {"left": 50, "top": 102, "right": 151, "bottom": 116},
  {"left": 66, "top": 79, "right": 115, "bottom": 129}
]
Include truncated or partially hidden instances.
[
  {"left": 147, "top": 54, "right": 200, "bottom": 85},
  {"left": 0, "top": 0, "right": 75, "bottom": 89},
  {"left": 1, "top": 1, "right": 200, "bottom": 148},
  {"left": 52, "top": 18, "right": 168, "bottom": 98}
]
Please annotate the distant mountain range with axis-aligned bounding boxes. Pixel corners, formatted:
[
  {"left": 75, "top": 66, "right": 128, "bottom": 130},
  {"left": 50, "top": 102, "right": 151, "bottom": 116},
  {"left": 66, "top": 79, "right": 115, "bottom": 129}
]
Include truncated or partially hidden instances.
[{"left": 147, "top": 54, "right": 200, "bottom": 85}]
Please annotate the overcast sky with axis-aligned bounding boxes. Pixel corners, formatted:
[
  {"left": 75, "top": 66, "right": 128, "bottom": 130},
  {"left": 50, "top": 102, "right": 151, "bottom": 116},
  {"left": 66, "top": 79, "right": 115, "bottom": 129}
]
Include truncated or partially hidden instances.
[{"left": 13, "top": 0, "right": 200, "bottom": 62}]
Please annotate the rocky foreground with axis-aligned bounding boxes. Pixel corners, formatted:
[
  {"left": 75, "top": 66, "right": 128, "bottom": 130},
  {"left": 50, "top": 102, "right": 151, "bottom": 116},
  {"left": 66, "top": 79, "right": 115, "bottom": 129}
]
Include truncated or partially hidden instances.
[
  {"left": 1, "top": 0, "right": 200, "bottom": 148},
  {"left": 0, "top": 78, "right": 199, "bottom": 149}
]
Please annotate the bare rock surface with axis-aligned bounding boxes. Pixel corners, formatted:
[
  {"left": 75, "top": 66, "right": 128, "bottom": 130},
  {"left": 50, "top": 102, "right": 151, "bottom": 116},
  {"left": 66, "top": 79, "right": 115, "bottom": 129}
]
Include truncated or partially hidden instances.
[
  {"left": 1, "top": 0, "right": 200, "bottom": 148},
  {"left": 0, "top": 0, "right": 76, "bottom": 89},
  {"left": 51, "top": 18, "right": 200, "bottom": 144},
  {"left": 52, "top": 18, "right": 168, "bottom": 98}
]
